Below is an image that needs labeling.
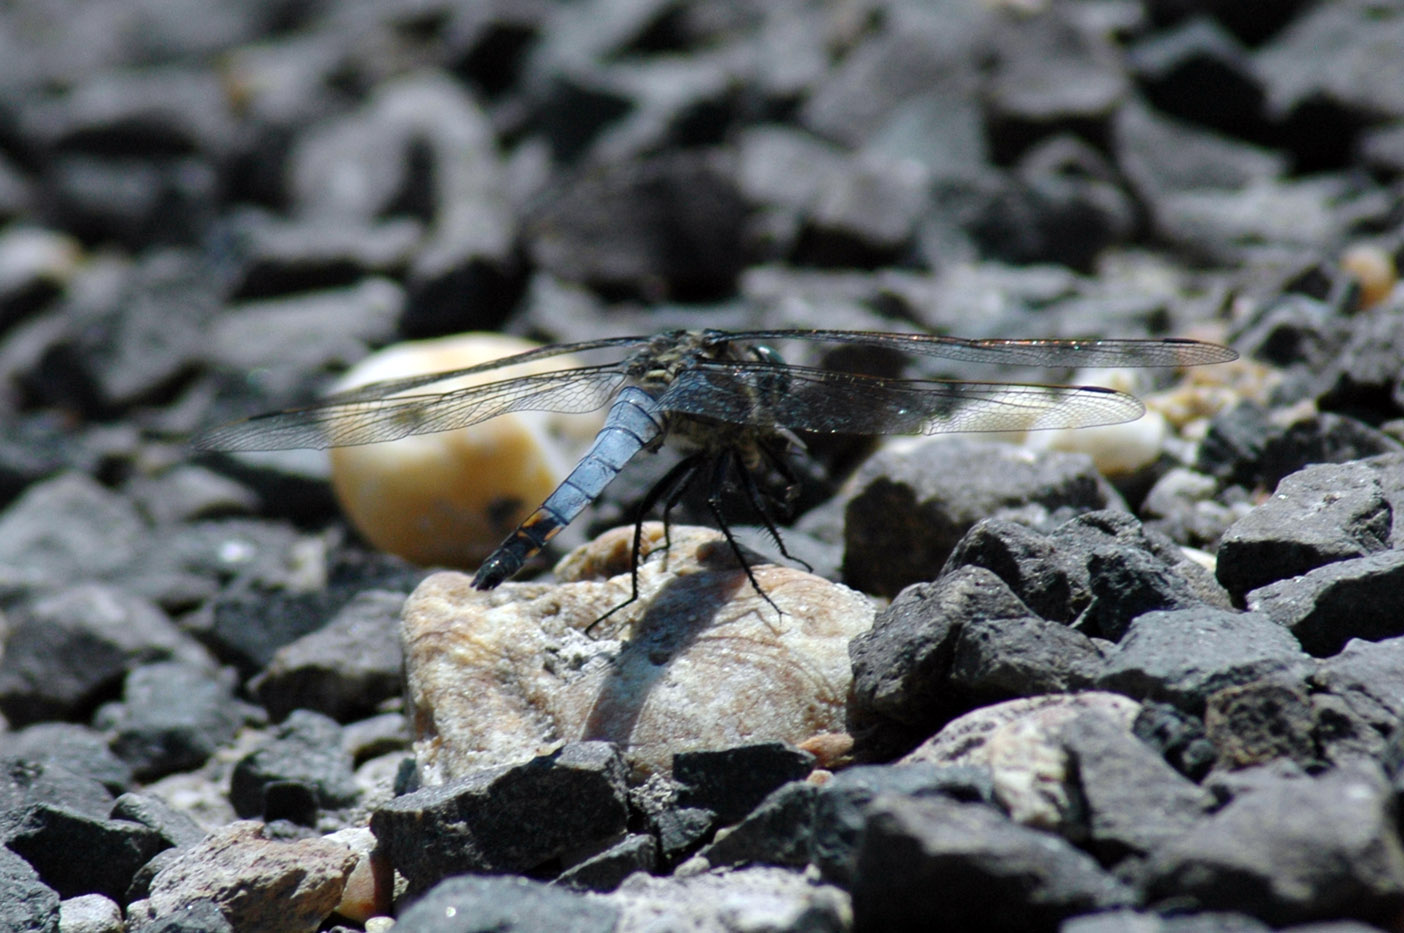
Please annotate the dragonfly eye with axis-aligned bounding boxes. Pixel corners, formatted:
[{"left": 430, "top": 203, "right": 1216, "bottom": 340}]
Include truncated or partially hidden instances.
[{"left": 749, "top": 344, "right": 786, "bottom": 367}]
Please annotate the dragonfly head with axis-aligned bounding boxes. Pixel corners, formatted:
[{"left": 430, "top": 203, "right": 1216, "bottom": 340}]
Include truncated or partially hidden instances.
[{"left": 696, "top": 329, "right": 788, "bottom": 369}]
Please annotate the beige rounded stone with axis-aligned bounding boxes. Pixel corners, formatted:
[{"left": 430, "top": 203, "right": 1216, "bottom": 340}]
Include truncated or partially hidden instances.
[
  {"left": 400, "top": 523, "right": 876, "bottom": 781},
  {"left": 1341, "top": 242, "right": 1397, "bottom": 310},
  {"left": 325, "top": 826, "right": 393, "bottom": 923},
  {"left": 326, "top": 333, "right": 600, "bottom": 568}
]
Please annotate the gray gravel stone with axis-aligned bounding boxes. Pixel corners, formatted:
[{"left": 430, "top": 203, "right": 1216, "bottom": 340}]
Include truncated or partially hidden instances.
[
  {"left": 798, "top": 4, "right": 990, "bottom": 148},
  {"left": 554, "top": 833, "right": 657, "bottom": 893},
  {"left": 96, "top": 661, "right": 251, "bottom": 781},
  {"left": 57, "top": 893, "right": 121, "bottom": 933},
  {"left": 985, "top": 2, "right": 1129, "bottom": 137},
  {"left": 851, "top": 796, "right": 1132, "bottom": 932},
  {"left": 110, "top": 793, "right": 206, "bottom": 850},
  {"left": 948, "top": 613, "right": 1104, "bottom": 699},
  {"left": 58, "top": 250, "right": 221, "bottom": 411},
  {"left": 844, "top": 440, "right": 1122, "bottom": 598},
  {"left": 371, "top": 741, "right": 628, "bottom": 895},
  {"left": 395, "top": 874, "right": 617, "bottom": 933},
  {"left": 0, "top": 759, "right": 113, "bottom": 842},
  {"left": 1217, "top": 461, "right": 1393, "bottom": 601},
  {"left": 943, "top": 509, "right": 1226, "bottom": 635},
  {"left": 0, "top": 583, "right": 209, "bottom": 726},
  {"left": 1062, "top": 908, "right": 1270, "bottom": 933},
  {"left": 5, "top": 724, "right": 132, "bottom": 795},
  {"left": 0, "top": 472, "right": 147, "bottom": 586},
  {"left": 1254, "top": 1, "right": 1404, "bottom": 124},
  {"left": 1203, "top": 680, "right": 1318, "bottom": 770},
  {"left": 5, "top": 802, "right": 169, "bottom": 901},
  {"left": 1247, "top": 549, "right": 1404, "bottom": 656},
  {"left": 1143, "top": 764, "right": 1404, "bottom": 925},
  {"left": 697, "top": 780, "right": 817, "bottom": 870},
  {"left": 849, "top": 566, "right": 1034, "bottom": 748},
  {"left": 524, "top": 149, "right": 747, "bottom": 301},
  {"left": 674, "top": 742, "right": 814, "bottom": 825},
  {"left": 249, "top": 588, "right": 404, "bottom": 723},
  {"left": 605, "top": 865, "right": 848, "bottom": 933},
  {"left": 810, "top": 762, "right": 992, "bottom": 886},
  {"left": 1127, "top": 16, "right": 1266, "bottom": 141},
  {"left": 229, "top": 710, "right": 359, "bottom": 820},
  {"left": 1059, "top": 710, "right": 1212, "bottom": 861},
  {"left": 0, "top": 844, "right": 58, "bottom": 933},
  {"left": 1311, "top": 635, "right": 1404, "bottom": 742},
  {"left": 1096, "top": 607, "right": 1314, "bottom": 713}
]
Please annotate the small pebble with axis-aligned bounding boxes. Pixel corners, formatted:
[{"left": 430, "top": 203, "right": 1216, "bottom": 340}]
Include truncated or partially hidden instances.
[
  {"left": 1340, "top": 243, "right": 1397, "bottom": 310},
  {"left": 58, "top": 893, "right": 122, "bottom": 933}
]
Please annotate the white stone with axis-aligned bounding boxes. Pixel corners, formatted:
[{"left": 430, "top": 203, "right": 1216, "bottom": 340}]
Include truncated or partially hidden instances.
[{"left": 58, "top": 894, "right": 121, "bottom": 933}]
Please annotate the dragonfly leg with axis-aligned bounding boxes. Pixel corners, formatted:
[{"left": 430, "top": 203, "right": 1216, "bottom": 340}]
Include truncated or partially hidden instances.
[
  {"left": 756, "top": 437, "right": 805, "bottom": 520},
  {"left": 651, "top": 451, "right": 707, "bottom": 566},
  {"left": 736, "top": 447, "right": 814, "bottom": 574},
  {"left": 586, "top": 452, "right": 705, "bottom": 637},
  {"left": 703, "top": 452, "right": 785, "bottom": 623}
]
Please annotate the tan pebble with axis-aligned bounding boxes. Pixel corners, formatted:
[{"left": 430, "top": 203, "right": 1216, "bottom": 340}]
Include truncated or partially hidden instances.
[
  {"left": 143, "top": 821, "right": 358, "bottom": 933},
  {"left": 400, "top": 523, "right": 876, "bottom": 781},
  {"left": 901, "top": 692, "right": 1141, "bottom": 831},
  {"left": 1147, "top": 355, "right": 1275, "bottom": 433},
  {"left": 325, "top": 827, "right": 393, "bottom": 923},
  {"left": 798, "top": 732, "right": 856, "bottom": 770},
  {"left": 553, "top": 522, "right": 675, "bottom": 582},
  {"left": 327, "top": 333, "right": 601, "bottom": 568},
  {"left": 1341, "top": 243, "right": 1397, "bottom": 309}
]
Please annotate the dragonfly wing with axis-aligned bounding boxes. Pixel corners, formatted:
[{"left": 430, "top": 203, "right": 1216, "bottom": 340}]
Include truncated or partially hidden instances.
[
  {"left": 301, "top": 334, "right": 655, "bottom": 407},
  {"left": 660, "top": 362, "right": 1145, "bottom": 435},
  {"left": 194, "top": 366, "right": 629, "bottom": 451},
  {"left": 723, "top": 329, "right": 1238, "bottom": 368}
]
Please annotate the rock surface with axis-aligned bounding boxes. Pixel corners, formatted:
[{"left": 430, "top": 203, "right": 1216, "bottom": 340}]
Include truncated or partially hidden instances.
[
  {"left": 401, "top": 524, "right": 874, "bottom": 781},
  {"left": 131, "top": 821, "right": 358, "bottom": 933}
]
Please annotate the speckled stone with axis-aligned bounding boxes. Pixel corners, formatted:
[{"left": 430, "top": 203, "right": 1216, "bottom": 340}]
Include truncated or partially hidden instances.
[
  {"left": 901, "top": 692, "right": 1142, "bottom": 831},
  {"left": 401, "top": 524, "right": 875, "bottom": 781},
  {"left": 132, "top": 821, "right": 358, "bottom": 933}
]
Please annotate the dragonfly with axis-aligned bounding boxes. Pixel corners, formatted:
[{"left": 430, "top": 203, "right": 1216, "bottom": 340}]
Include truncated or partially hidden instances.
[{"left": 194, "top": 328, "right": 1236, "bottom": 614}]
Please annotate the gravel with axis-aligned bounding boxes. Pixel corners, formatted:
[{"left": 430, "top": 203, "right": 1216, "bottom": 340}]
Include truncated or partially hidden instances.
[{"left": 4, "top": 0, "right": 1404, "bottom": 929}]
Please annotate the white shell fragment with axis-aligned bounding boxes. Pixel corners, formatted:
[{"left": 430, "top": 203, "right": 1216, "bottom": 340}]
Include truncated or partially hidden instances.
[
  {"left": 326, "top": 333, "right": 601, "bottom": 568},
  {"left": 400, "top": 523, "right": 875, "bottom": 781}
]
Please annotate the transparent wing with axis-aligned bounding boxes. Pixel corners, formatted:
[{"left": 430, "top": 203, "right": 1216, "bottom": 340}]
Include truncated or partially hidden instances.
[
  {"left": 659, "top": 362, "right": 1145, "bottom": 435},
  {"left": 293, "top": 334, "right": 654, "bottom": 408},
  {"left": 193, "top": 366, "right": 630, "bottom": 451},
  {"left": 722, "top": 329, "right": 1238, "bottom": 368}
]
